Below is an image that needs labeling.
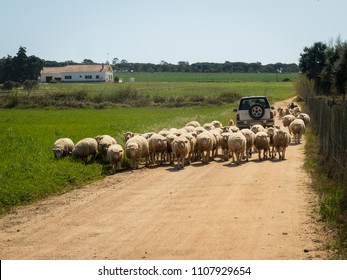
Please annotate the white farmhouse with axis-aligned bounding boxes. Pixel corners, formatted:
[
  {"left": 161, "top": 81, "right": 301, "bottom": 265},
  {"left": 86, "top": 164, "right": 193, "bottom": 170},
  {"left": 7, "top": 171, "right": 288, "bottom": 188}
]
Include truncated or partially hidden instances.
[{"left": 40, "top": 64, "right": 113, "bottom": 83}]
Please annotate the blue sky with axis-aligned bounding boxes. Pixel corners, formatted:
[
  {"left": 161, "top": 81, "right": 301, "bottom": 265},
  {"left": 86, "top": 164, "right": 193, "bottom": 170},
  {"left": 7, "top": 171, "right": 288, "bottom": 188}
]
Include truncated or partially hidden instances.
[{"left": 1, "top": 0, "right": 347, "bottom": 65}]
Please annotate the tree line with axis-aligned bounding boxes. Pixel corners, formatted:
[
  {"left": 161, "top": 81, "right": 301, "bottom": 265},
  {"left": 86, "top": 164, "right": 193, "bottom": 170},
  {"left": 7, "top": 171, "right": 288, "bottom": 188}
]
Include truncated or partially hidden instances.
[
  {"left": 1, "top": 46, "right": 300, "bottom": 84},
  {"left": 299, "top": 39, "right": 347, "bottom": 101}
]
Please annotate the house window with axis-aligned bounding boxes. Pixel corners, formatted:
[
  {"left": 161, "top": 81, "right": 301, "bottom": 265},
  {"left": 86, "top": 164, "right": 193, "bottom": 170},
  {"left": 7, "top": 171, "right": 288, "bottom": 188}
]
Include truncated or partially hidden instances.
[
  {"left": 96, "top": 75, "right": 100, "bottom": 79},
  {"left": 65, "top": 75, "right": 72, "bottom": 79},
  {"left": 85, "top": 75, "right": 92, "bottom": 79}
]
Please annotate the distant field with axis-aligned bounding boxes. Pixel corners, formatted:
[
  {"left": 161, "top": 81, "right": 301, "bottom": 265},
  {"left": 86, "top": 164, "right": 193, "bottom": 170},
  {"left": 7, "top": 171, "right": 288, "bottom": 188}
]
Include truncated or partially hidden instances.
[{"left": 114, "top": 72, "right": 299, "bottom": 82}]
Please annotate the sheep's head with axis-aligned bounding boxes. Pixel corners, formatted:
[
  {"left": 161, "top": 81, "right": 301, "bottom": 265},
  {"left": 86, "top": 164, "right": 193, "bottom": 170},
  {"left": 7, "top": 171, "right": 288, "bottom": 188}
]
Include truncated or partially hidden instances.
[{"left": 52, "top": 148, "right": 63, "bottom": 158}]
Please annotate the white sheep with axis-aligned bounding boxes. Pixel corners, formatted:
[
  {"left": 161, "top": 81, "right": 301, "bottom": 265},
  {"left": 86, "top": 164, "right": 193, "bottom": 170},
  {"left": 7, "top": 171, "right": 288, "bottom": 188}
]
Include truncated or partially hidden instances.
[
  {"left": 202, "top": 123, "right": 215, "bottom": 131},
  {"left": 125, "top": 135, "right": 149, "bottom": 169},
  {"left": 97, "top": 135, "right": 117, "bottom": 161},
  {"left": 172, "top": 135, "right": 191, "bottom": 169},
  {"left": 250, "top": 124, "right": 265, "bottom": 135},
  {"left": 266, "top": 127, "right": 276, "bottom": 158},
  {"left": 240, "top": 128, "right": 255, "bottom": 161},
  {"left": 52, "top": 138, "right": 74, "bottom": 158},
  {"left": 196, "top": 131, "right": 216, "bottom": 164},
  {"left": 228, "top": 132, "right": 247, "bottom": 164},
  {"left": 272, "top": 128, "right": 291, "bottom": 160},
  {"left": 123, "top": 131, "right": 138, "bottom": 142},
  {"left": 220, "top": 132, "right": 232, "bottom": 161},
  {"left": 254, "top": 131, "right": 270, "bottom": 160},
  {"left": 185, "top": 121, "right": 201, "bottom": 128},
  {"left": 166, "top": 133, "right": 176, "bottom": 165},
  {"left": 282, "top": 114, "right": 296, "bottom": 129},
  {"left": 106, "top": 144, "right": 124, "bottom": 173},
  {"left": 211, "top": 120, "right": 223, "bottom": 129},
  {"left": 296, "top": 113, "right": 310, "bottom": 126},
  {"left": 72, "top": 138, "right": 98, "bottom": 162},
  {"left": 148, "top": 133, "right": 167, "bottom": 166},
  {"left": 289, "top": 119, "right": 306, "bottom": 144}
]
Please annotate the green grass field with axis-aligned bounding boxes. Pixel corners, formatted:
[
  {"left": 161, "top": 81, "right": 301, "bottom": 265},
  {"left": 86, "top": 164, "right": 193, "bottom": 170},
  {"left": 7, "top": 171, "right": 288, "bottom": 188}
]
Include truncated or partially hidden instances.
[{"left": 0, "top": 73, "right": 297, "bottom": 213}]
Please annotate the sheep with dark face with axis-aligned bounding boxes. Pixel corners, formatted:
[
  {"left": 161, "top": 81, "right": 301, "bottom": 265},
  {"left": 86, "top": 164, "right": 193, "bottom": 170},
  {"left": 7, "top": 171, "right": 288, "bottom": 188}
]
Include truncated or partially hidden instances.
[{"left": 52, "top": 138, "right": 74, "bottom": 158}]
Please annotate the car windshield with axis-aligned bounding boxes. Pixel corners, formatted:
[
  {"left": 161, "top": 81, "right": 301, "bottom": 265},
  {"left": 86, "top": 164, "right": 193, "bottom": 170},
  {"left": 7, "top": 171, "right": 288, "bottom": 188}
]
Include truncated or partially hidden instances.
[{"left": 240, "top": 98, "right": 270, "bottom": 109}]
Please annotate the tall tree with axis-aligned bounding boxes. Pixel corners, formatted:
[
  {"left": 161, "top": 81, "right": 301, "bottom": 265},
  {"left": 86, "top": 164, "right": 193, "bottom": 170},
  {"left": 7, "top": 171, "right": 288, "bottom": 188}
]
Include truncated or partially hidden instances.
[
  {"left": 334, "top": 43, "right": 347, "bottom": 101},
  {"left": 299, "top": 42, "right": 328, "bottom": 94}
]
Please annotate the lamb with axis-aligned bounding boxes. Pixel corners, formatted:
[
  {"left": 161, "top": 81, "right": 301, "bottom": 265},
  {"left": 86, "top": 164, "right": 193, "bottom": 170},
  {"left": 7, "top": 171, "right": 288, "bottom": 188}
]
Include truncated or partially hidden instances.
[
  {"left": 172, "top": 135, "right": 191, "bottom": 169},
  {"left": 106, "top": 144, "right": 124, "bottom": 173},
  {"left": 254, "top": 131, "right": 270, "bottom": 160},
  {"left": 97, "top": 135, "right": 117, "bottom": 161},
  {"left": 289, "top": 119, "right": 306, "bottom": 144},
  {"left": 240, "top": 129, "right": 255, "bottom": 161},
  {"left": 196, "top": 131, "right": 216, "bottom": 164},
  {"left": 272, "top": 128, "right": 291, "bottom": 160},
  {"left": 282, "top": 114, "right": 296, "bottom": 129},
  {"left": 123, "top": 131, "right": 138, "bottom": 142},
  {"left": 52, "top": 138, "right": 74, "bottom": 158},
  {"left": 296, "top": 113, "right": 310, "bottom": 126},
  {"left": 125, "top": 135, "right": 149, "bottom": 169},
  {"left": 72, "top": 138, "right": 98, "bottom": 162},
  {"left": 228, "top": 132, "right": 247, "bottom": 164},
  {"left": 148, "top": 133, "right": 167, "bottom": 166}
]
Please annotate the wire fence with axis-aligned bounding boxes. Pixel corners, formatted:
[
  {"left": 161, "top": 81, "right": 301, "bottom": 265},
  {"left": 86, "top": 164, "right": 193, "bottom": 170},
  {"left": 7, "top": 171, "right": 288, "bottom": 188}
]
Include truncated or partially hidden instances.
[{"left": 307, "top": 97, "right": 347, "bottom": 182}]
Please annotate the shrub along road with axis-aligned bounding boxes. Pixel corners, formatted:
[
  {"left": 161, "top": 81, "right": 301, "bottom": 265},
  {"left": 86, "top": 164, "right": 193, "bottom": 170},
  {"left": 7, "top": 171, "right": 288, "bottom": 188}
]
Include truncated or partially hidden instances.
[{"left": 0, "top": 99, "right": 329, "bottom": 259}]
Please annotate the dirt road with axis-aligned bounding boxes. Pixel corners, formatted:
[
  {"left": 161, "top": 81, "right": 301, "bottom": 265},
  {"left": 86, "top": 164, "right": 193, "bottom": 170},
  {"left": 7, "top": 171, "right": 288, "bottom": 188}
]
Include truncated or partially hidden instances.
[{"left": 0, "top": 99, "right": 328, "bottom": 260}]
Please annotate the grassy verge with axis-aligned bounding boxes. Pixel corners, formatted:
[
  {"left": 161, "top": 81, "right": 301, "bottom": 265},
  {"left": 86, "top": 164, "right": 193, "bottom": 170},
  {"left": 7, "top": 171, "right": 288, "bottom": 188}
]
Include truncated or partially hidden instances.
[{"left": 304, "top": 125, "right": 347, "bottom": 259}]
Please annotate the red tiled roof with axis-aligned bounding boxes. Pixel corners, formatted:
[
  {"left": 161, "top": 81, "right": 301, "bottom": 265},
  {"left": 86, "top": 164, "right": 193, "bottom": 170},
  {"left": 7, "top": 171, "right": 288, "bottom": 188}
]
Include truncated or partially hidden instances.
[{"left": 41, "top": 64, "right": 113, "bottom": 74}]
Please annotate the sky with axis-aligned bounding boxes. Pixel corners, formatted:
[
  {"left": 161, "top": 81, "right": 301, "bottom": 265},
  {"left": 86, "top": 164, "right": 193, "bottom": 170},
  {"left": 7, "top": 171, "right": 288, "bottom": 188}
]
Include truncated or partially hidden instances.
[{"left": 1, "top": 0, "right": 347, "bottom": 65}]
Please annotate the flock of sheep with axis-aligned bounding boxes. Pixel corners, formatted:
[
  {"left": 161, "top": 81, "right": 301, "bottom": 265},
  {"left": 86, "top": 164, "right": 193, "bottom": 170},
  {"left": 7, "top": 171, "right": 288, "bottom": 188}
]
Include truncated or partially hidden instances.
[{"left": 52, "top": 102, "right": 310, "bottom": 173}]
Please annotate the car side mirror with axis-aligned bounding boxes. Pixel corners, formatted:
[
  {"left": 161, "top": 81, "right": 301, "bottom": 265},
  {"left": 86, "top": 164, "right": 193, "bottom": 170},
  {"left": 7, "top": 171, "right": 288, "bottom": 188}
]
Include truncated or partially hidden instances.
[{"left": 233, "top": 108, "right": 237, "bottom": 112}]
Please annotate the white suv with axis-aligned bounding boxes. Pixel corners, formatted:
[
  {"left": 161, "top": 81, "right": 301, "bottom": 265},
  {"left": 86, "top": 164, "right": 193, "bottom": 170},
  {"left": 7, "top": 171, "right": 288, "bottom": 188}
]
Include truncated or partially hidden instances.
[{"left": 233, "top": 96, "right": 275, "bottom": 129}]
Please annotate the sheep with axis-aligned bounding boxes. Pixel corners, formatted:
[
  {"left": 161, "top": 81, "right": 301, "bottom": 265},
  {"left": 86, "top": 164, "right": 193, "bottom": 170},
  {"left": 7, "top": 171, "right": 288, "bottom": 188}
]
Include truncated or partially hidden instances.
[
  {"left": 202, "top": 123, "right": 215, "bottom": 131},
  {"left": 172, "top": 135, "right": 191, "bottom": 169},
  {"left": 254, "top": 131, "right": 270, "bottom": 160},
  {"left": 282, "top": 114, "right": 296, "bottom": 129},
  {"left": 229, "top": 119, "right": 235, "bottom": 126},
  {"left": 72, "top": 138, "right": 98, "bottom": 162},
  {"left": 277, "top": 106, "right": 284, "bottom": 118},
  {"left": 266, "top": 127, "right": 276, "bottom": 158},
  {"left": 52, "top": 138, "right": 74, "bottom": 158},
  {"left": 98, "top": 135, "right": 117, "bottom": 161},
  {"left": 148, "top": 133, "right": 167, "bottom": 166},
  {"left": 166, "top": 133, "right": 176, "bottom": 165},
  {"left": 209, "top": 129, "right": 222, "bottom": 157},
  {"left": 125, "top": 135, "right": 149, "bottom": 169},
  {"left": 289, "top": 119, "right": 306, "bottom": 144},
  {"left": 185, "top": 121, "right": 201, "bottom": 128},
  {"left": 228, "top": 132, "right": 247, "bottom": 164},
  {"left": 293, "top": 107, "right": 301, "bottom": 116},
  {"left": 211, "top": 120, "right": 223, "bottom": 129},
  {"left": 195, "top": 126, "right": 207, "bottom": 135},
  {"left": 296, "top": 113, "right": 311, "bottom": 126},
  {"left": 250, "top": 124, "right": 265, "bottom": 135},
  {"left": 240, "top": 129, "right": 255, "bottom": 161},
  {"left": 183, "top": 126, "right": 196, "bottom": 133},
  {"left": 123, "top": 131, "right": 138, "bottom": 142},
  {"left": 106, "top": 144, "right": 124, "bottom": 173},
  {"left": 272, "top": 128, "right": 291, "bottom": 160},
  {"left": 196, "top": 131, "right": 216, "bottom": 164},
  {"left": 229, "top": 125, "right": 240, "bottom": 133},
  {"left": 220, "top": 132, "right": 232, "bottom": 161},
  {"left": 140, "top": 132, "right": 155, "bottom": 140}
]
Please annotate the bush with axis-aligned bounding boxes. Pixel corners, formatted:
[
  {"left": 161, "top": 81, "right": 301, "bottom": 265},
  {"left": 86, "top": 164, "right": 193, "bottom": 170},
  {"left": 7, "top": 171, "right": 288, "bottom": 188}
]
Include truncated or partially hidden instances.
[
  {"left": 23, "top": 80, "right": 39, "bottom": 95},
  {"left": 3, "top": 81, "right": 15, "bottom": 90}
]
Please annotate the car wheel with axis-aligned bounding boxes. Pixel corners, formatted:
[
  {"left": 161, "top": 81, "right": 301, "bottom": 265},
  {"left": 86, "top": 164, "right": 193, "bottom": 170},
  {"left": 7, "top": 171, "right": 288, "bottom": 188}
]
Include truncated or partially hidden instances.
[{"left": 249, "top": 104, "right": 265, "bottom": 120}]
